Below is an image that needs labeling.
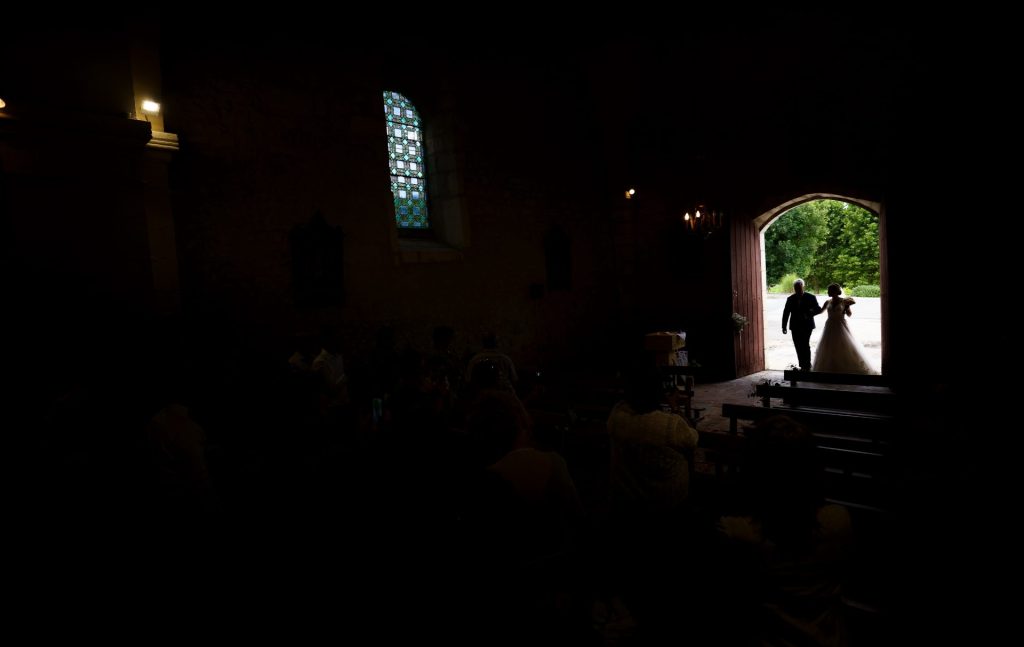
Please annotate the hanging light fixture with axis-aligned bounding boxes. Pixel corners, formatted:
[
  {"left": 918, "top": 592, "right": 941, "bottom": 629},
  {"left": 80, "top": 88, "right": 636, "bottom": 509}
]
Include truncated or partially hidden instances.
[{"left": 682, "top": 203, "right": 724, "bottom": 236}]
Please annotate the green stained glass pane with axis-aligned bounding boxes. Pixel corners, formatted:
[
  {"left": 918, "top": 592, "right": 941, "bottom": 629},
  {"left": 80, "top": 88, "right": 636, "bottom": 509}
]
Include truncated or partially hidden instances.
[{"left": 384, "top": 90, "right": 429, "bottom": 228}]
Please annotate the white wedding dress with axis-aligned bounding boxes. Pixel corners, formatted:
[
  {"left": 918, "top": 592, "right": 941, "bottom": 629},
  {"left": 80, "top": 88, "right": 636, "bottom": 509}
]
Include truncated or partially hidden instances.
[{"left": 811, "top": 298, "right": 878, "bottom": 374}]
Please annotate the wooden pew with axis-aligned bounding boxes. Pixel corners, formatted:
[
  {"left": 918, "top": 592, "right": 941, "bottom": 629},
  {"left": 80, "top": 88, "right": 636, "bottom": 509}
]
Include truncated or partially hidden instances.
[
  {"left": 818, "top": 445, "right": 887, "bottom": 478},
  {"left": 707, "top": 409, "right": 892, "bottom": 509},
  {"left": 720, "top": 401, "right": 888, "bottom": 462},
  {"left": 721, "top": 402, "right": 893, "bottom": 441},
  {"left": 697, "top": 429, "right": 890, "bottom": 507},
  {"left": 783, "top": 369, "right": 892, "bottom": 389},
  {"left": 717, "top": 405, "right": 890, "bottom": 463},
  {"left": 819, "top": 446, "right": 890, "bottom": 509},
  {"left": 755, "top": 383, "right": 897, "bottom": 414}
]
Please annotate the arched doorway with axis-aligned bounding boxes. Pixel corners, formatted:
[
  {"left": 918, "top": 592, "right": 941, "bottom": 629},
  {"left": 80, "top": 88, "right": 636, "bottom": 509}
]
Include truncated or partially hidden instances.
[{"left": 731, "top": 193, "right": 887, "bottom": 377}]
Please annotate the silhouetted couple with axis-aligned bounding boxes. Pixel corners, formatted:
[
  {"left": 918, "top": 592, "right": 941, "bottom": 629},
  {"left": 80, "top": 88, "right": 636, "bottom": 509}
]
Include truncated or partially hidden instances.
[{"left": 783, "top": 279, "right": 876, "bottom": 374}]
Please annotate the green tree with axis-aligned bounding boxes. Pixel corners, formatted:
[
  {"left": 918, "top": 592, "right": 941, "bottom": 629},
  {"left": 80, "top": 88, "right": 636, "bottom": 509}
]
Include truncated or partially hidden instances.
[
  {"left": 807, "top": 201, "right": 879, "bottom": 291},
  {"left": 764, "top": 202, "right": 827, "bottom": 287}
]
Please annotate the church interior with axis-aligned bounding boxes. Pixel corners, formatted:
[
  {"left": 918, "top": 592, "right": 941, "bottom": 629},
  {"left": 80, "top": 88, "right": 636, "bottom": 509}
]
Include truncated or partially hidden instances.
[{"left": 3, "top": 11, "right": 1013, "bottom": 644}]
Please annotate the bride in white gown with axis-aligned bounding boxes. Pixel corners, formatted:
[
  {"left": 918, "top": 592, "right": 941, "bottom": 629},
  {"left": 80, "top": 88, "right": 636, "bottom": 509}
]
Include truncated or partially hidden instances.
[{"left": 811, "top": 283, "right": 878, "bottom": 374}]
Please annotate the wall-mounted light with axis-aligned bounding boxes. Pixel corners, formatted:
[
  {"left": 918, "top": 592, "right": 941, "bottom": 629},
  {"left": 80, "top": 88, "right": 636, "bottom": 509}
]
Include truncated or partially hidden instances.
[
  {"left": 141, "top": 100, "right": 161, "bottom": 114},
  {"left": 0, "top": 97, "right": 6, "bottom": 110},
  {"left": 625, "top": 188, "right": 636, "bottom": 200}
]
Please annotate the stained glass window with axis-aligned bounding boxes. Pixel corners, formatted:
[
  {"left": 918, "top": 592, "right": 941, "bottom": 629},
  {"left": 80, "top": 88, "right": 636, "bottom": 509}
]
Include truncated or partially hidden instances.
[{"left": 384, "top": 91, "right": 429, "bottom": 229}]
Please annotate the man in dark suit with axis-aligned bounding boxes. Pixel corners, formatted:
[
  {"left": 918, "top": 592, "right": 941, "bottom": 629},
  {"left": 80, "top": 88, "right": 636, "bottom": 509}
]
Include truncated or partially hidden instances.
[{"left": 782, "top": 278, "right": 823, "bottom": 371}]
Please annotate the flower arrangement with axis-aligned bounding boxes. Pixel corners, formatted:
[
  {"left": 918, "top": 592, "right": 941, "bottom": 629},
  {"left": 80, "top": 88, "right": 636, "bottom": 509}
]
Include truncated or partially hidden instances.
[
  {"left": 732, "top": 312, "right": 749, "bottom": 333},
  {"left": 749, "top": 377, "right": 781, "bottom": 407}
]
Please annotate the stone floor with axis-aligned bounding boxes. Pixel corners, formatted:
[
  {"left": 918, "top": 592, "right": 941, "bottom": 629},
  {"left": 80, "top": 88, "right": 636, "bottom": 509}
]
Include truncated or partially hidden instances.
[{"left": 691, "top": 369, "right": 783, "bottom": 433}]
